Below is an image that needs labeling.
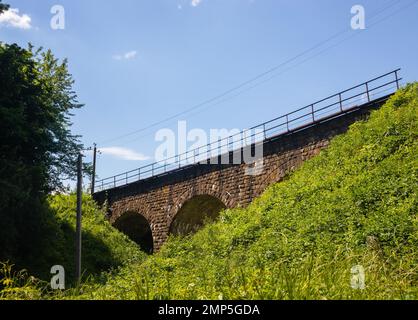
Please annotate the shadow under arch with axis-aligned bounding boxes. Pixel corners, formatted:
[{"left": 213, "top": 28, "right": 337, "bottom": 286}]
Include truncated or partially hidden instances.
[
  {"left": 170, "top": 195, "right": 226, "bottom": 237},
  {"left": 113, "top": 212, "right": 153, "bottom": 254}
]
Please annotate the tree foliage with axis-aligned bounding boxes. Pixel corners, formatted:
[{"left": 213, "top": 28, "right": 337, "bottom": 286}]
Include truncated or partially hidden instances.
[
  {"left": 0, "top": 43, "right": 88, "bottom": 268},
  {"left": 0, "top": 44, "right": 87, "bottom": 192}
]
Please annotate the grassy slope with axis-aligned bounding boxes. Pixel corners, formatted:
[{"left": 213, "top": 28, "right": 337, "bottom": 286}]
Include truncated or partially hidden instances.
[
  {"left": 2, "top": 84, "right": 417, "bottom": 300},
  {"left": 72, "top": 83, "right": 417, "bottom": 300}
]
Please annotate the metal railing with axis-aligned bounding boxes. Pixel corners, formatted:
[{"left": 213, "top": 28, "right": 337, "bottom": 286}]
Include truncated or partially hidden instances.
[{"left": 95, "top": 69, "right": 401, "bottom": 192}]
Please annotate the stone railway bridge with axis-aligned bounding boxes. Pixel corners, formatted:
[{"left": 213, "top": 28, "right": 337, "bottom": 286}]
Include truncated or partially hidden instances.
[{"left": 93, "top": 93, "right": 392, "bottom": 253}]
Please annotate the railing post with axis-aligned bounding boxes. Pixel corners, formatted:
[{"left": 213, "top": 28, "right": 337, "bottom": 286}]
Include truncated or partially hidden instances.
[
  {"left": 102, "top": 180, "right": 104, "bottom": 191},
  {"left": 207, "top": 144, "right": 210, "bottom": 163},
  {"left": 263, "top": 124, "right": 266, "bottom": 140},
  {"left": 228, "top": 137, "right": 233, "bottom": 164},
  {"left": 339, "top": 93, "right": 343, "bottom": 112},
  {"left": 152, "top": 163, "right": 154, "bottom": 176},
  {"left": 311, "top": 104, "right": 315, "bottom": 122},
  {"left": 114, "top": 176, "right": 116, "bottom": 188},
  {"left": 395, "top": 70, "right": 400, "bottom": 90},
  {"left": 365, "top": 82, "right": 370, "bottom": 102},
  {"left": 126, "top": 172, "right": 128, "bottom": 185},
  {"left": 138, "top": 168, "right": 141, "bottom": 181},
  {"left": 286, "top": 115, "right": 290, "bottom": 132}
]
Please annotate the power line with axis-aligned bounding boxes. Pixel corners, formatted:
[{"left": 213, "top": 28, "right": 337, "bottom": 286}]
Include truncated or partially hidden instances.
[
  {"left": 98, "top": 0, "right": 409, "bottom": 146},
  {"left": 203, "top": 0, "right": 417, "bottom": 111}
]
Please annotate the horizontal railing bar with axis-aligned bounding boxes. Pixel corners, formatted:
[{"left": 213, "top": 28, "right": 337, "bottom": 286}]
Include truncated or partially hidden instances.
[
  {"left": 365, "top": 68, "right": 400, "bottom": 84},
  {"left": 368, "top": 79, "right": 401, "bottom": 93}
]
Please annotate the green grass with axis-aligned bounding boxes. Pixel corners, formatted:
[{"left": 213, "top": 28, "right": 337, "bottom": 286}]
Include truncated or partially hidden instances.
[{"left": 1, "top": 84, "right": 417, "bottom": 300}]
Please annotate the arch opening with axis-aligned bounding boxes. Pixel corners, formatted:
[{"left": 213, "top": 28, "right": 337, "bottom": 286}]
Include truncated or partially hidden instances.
[
  {"left": 114, "top": 212, "right": 153, "bottom": 254},
  {"left": 170, "top": 195, "right": 226, "bottom": 236}
]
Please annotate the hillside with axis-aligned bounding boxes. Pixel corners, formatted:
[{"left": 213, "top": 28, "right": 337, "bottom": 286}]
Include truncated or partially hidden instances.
[{"left": 2, "top": 83, "right": 417, "bottom": 300}]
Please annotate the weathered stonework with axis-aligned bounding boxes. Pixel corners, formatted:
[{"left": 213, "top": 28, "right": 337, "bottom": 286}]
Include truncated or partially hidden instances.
[{"left": 94, "top": 96, "right": 390, "bottom": 251}]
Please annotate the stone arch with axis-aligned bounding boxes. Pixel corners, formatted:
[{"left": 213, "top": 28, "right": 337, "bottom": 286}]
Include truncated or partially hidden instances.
[
  {"left": 169, "top": 193, "right": 227, "bottom": 237},
  {"left": 109, "top": 197, "right": 153, "bottom": 224},
  {"left": 169, "top": 182, "right": 235, "bottom": 220},
  {"left": 113, "top": 211, "right": 154, "bottom": 254}
]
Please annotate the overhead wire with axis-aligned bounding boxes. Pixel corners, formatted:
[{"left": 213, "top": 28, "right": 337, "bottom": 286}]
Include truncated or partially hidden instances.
[{"left": 97, "top": 0, "right": 406, "bottom": 146}]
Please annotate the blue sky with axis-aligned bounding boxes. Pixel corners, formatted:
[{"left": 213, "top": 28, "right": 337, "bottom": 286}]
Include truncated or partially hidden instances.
[{"left": 1, "top": 0, "right": 418, "bottom": 186}]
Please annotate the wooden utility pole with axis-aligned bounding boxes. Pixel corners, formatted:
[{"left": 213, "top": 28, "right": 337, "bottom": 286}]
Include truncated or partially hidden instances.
[
  {"left": 91, "top": 143, "right": 97, "bottom": 195},
  {"left": 75, "top": 153, "right": 83, "bottom": 285}
]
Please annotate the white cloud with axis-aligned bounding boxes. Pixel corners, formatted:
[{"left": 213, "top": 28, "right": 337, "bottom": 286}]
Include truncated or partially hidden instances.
[
  {"left": 0, "top": 8, "right": 32, "bottom": 30},
  {"left": 99, "top": 147, "right": 149, "bottom": 161},
  {"left": 191, "top": 0, "right": 202, "bottom": 7},
  {"left": 113, "top": 50, "right": 138, "bottom": 61}
]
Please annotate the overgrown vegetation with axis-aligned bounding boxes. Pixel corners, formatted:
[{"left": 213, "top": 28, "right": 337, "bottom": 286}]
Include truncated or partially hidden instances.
[
  {"left": 46, "top": 194, "right": 146, "bottom": 280},
  {"left": 0, "top": 194, "right": 146, "bottom": 300},
  {"left": 2, "top": 83, "right": 416, "bottom": 300}
]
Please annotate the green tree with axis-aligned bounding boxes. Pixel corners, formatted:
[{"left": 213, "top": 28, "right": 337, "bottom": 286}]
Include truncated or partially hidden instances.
[{"left": 0, "top": 43, "right": 88, "bottom": 269}]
